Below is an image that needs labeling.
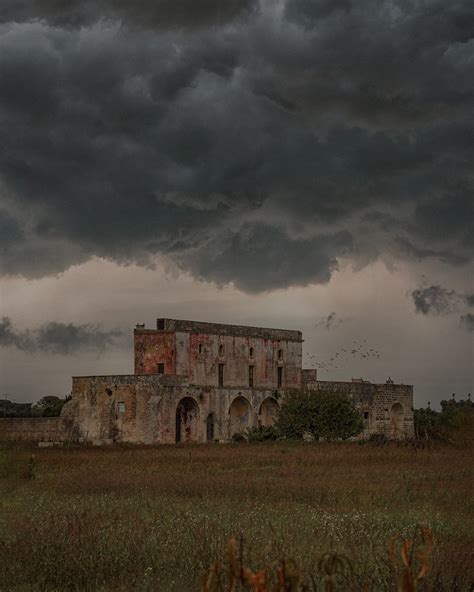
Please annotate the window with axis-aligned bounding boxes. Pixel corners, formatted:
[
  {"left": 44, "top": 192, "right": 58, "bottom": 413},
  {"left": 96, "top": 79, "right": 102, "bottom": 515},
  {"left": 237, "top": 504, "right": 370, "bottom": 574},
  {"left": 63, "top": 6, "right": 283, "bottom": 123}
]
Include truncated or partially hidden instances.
[
  {"left": 118, "top": 402, "right": 126, "bottom": 414},
  {"left": 278, "top": 349, "right": 283, "bottom": 360},
  {"left": 157, "top": 363, "right": 165, "bottom": 374},
  {"left": 218, "top": 363, "right": 225, "bottom": 387},
  {"left": 249, "top": 347, "right": 254, "bottom": 358},
  {"left": 198, "top": 343, "right": 203, "bottom": 354},
  {"left": 277, "top": 366, "right": 283, "bottom": 388},
  {"left": 218, "top": 344, "right": 224, "bottom": 356},
  {"left": 363, "top": 411, "right": 370, "bottom": 420},
  {"left": 157, "top": 318, "right": 165, "bottom": 330},
  {"left": 249, "top": 365, "right": 254, "bottom": 387}
]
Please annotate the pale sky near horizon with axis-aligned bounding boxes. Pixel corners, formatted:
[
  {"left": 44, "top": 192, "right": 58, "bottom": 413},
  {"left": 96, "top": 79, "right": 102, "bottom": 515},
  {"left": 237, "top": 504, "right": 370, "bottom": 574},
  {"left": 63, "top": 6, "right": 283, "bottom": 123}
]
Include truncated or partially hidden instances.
[
  {"left": 0, "top": 0, "right": 473, "bottom": 406},
  {"left": 1, "top": 257, "right": 472, "bottom": 408}
]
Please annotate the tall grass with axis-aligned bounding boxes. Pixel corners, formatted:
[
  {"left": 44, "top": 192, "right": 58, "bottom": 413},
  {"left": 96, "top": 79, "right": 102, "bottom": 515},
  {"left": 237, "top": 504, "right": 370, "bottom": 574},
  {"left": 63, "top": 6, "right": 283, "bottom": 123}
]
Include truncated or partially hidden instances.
[{"left": 0, "top": 442, "right": 472, "bottom": 591}]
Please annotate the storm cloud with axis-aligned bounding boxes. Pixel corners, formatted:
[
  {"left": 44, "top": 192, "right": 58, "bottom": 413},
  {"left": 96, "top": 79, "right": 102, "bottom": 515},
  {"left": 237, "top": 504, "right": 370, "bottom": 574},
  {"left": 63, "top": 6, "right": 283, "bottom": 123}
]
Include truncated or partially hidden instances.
[
  {"left": 460, "top": 313, "right": 474, "bottom": 332},
  {"left": 0, "top": 317, "right": 125, "bottom": 354},
  {"left": 411, "top": 285, "right": 459, "bottom": 315},
  {"left": 411, "top": 284, "right": 474, "bottom": 333},
  {"left": 0, "top": 0, "right": 473, "bottom": 292}
]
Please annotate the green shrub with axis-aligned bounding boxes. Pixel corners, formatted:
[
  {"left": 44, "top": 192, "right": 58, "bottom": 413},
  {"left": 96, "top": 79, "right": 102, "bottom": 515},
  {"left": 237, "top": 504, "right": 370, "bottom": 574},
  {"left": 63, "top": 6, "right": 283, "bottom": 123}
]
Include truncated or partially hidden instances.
[{"left": 276, "top": 389, "right": 363, "bottom": 441}]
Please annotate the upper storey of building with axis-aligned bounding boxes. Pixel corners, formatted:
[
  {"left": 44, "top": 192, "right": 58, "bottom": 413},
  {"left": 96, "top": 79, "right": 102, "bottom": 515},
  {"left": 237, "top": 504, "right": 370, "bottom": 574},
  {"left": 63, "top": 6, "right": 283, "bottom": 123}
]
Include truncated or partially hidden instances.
[{"left": 134, "top": 318, "right": 303, "bottom": 390}]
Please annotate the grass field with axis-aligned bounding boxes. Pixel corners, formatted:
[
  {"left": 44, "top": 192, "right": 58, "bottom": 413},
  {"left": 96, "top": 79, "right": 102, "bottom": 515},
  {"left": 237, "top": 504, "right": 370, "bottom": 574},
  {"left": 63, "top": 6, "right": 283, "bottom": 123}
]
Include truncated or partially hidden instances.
[{"left": 0, "top": 442, "right": 472, "bottom": 591}]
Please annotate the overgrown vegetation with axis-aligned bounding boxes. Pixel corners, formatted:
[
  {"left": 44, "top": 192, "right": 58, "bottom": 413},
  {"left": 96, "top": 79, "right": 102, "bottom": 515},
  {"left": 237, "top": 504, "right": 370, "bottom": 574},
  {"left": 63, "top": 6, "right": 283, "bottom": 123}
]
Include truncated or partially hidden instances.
[
  {"left": 0, "top": 442, "right": 472, "bottom": 591},
  {"left": 275, "top": 389, "right": 364, "bottom": 441},
  {"left": 414, "top": 397, "right": 473, "bottom": 446},
  {"left": 0, "top": 395, "right": 70, "bottom": 418}
]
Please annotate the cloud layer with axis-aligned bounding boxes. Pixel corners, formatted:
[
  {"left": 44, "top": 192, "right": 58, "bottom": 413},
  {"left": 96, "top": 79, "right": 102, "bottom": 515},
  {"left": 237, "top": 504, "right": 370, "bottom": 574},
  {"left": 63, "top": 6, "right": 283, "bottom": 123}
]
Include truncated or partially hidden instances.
[
  {"left": 0, "top": 0, "right": 473, "bottom": 291},
  {"left": 0, "top": 317, "right": 124, "bottom": 354},
  {"left": 411, "top": 283, "right": 474, "bottom": 330}
]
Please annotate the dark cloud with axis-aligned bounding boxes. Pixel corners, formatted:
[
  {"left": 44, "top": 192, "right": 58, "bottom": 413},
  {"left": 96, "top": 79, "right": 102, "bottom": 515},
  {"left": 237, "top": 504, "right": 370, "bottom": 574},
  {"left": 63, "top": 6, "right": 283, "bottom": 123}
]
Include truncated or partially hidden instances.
[
  {"left": 465, "top": 294, "right": 474, "bottom": 307},
  {"left": 0, "top": 317, "right": 124, "bottom": 354},
  {"left": 411, "top": 284, "right": 474, "bottom": 320},
  {"left": 315, "top": 312, "right": 342, "bottom": 331},
  {"left": 0, "top": 0, "right": 473, "bottom": 291},
  {"left": 460, "top": 313, "right": 474, "bottom": 332},
  {"left": 0, "top": 0, "right": 257, "bottom": 29},
  {"left": 411, "top": 285, "right": 459, "bottom": 315}
]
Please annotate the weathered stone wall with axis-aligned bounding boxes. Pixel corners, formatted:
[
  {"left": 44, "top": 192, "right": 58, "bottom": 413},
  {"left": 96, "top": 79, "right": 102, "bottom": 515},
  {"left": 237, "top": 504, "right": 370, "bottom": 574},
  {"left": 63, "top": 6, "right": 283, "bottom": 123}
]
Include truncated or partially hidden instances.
[
  {"left": 134, "top": 330, "right": 175, "bottom": 374},
  {"left": 70, "top": 374, "right": 284, "bottom": 445},
  {"left": 302, "top": 369, "right": 318, "bottom": 389},
  {"left": 69, "top": 373, "right": 414, "bottom": 444},
  {"left": 0, "top": 418, "right": 69, "bottom": 443},
  {"left": 158, "top": 318, "right": 302, "bottom": 341},
  {"left": 314, "top": 380, "right": 414, "bottom": 438},
  {"left": 134, "top": 319, "right": 302, "bottom": 390}
]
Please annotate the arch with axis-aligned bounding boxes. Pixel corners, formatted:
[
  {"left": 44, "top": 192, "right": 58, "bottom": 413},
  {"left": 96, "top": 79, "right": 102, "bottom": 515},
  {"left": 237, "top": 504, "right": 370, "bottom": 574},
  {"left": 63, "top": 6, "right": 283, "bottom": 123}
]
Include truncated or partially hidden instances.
[
  {"left": 259, "top": 397, "right": 280, "bottom": 427},
  {"left": 175, "top": 397, "right": 200, "bottom": 443},
  {"left": 390, "top": 402, "right": 404, "bottom": 438},
  {"left": 206, "top": 413, "right": 215, "bottom": 442},
  {"left": 229, "top": 396, "right": 251, "bottom": 437}
]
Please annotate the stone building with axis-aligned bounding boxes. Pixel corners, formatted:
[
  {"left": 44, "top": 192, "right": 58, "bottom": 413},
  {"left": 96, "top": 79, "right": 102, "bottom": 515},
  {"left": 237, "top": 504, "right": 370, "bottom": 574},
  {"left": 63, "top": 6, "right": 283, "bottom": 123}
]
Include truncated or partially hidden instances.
[{"left": 61, "top": 318, "right": 414, "bottom": 444}]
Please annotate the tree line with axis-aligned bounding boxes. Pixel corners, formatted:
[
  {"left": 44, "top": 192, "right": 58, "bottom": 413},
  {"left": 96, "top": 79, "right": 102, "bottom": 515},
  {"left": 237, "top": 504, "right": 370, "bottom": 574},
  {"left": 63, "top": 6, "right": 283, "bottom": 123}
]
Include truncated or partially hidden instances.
[{"left": 0, "top": 395, "right": 71, "bottom": 418}]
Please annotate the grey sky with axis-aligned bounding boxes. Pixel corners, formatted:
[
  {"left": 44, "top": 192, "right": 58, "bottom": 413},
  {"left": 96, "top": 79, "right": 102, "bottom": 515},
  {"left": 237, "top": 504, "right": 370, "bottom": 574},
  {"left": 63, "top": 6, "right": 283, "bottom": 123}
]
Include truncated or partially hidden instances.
[{"left": 0, "top": 0, "right": 473, "bottom": 406}]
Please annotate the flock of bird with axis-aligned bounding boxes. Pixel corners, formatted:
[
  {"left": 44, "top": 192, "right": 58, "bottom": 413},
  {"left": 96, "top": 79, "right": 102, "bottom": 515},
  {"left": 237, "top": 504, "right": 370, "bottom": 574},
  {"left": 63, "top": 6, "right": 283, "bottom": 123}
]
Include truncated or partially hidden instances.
[{"left": 304, "top": 339, "right": 381, "bottom": 372}]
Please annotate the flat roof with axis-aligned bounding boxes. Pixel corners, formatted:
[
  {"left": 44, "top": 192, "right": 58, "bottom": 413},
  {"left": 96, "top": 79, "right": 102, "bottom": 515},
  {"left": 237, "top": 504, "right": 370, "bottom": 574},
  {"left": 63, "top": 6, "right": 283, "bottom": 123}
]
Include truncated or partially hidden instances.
[{"left": 154, "top": 318, "right": 302, "bottom": 341}]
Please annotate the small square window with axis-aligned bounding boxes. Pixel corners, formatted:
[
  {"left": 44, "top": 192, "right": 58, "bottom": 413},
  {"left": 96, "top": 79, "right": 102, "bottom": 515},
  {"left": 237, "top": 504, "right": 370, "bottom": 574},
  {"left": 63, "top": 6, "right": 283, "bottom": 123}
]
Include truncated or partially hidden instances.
[
  {"left": 157, "top": 363, "right": 165, "bottom": 374},
  {"left": 118, "top": 402, "right": 126, "bottom": 414},
  {"left": 363, "top": 411, "right": 370, "bottom": 420}
]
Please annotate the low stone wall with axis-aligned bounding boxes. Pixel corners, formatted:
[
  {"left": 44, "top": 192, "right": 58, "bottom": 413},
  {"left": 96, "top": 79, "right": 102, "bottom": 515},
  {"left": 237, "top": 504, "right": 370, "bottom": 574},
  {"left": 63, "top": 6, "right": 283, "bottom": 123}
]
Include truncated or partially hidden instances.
[
  {"left": 315, "top": 380, "right": 414, "bottom": 438},
  {"left": 0, "top": 418, "right": 69, "bottom": 443}
]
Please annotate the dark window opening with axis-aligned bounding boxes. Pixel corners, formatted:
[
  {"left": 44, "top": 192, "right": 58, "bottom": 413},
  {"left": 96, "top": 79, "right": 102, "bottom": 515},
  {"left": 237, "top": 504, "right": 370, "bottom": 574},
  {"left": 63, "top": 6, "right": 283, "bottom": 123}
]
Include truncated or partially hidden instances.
[
  {"left": 175, "top": 407, "right": 181, "bottom": 442},
  {"left": 198, "top": 343, "right": 203, "bottom": 354},
  {"left": 206, "top": 413, "right": 215, "bottom": 441},
  {"left": 249, "top": 347, "right": 254, "bottom": 358},
  {"left": 277, "top": 366, "right": 283, "bottom": 388},
  {"left": 157, "top": 363, "right": 165, "bottom": 374},
  {"left": 249, "top": 365, "right": 254, "bottom": 387},
  {"left": 218, "top": 344, "right": 224, "bottom": 356},
  {"left": 218, "top": 363, "right": 225, "bottom": 387},
  {"left": 363, "top": 411, "right": 370, "bottom": 420},
  {"left": 157, "top": 318, "right": 165, "bottom": 330},
  {"left": 278, "top": 349, "right": 283, "bottom": 360}
]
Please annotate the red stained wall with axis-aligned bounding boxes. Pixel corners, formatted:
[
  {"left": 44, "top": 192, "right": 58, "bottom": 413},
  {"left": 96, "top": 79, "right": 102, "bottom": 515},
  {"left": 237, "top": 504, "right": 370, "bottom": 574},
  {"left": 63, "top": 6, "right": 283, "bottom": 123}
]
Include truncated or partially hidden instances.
[{"left": 134, "top": 331, "right": 176, "bottom": 375}]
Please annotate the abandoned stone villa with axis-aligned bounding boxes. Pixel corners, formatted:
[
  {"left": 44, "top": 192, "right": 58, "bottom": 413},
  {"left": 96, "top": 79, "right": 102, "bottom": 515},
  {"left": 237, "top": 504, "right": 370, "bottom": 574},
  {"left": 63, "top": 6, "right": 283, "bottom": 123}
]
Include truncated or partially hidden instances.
[{"left": 0, "top": 318, "right": 414, "bottom": 443}]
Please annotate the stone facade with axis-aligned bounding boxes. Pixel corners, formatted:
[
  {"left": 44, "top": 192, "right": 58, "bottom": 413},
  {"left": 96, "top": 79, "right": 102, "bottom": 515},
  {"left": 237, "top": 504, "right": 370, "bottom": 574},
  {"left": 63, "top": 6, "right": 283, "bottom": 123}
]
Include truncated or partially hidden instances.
[
  {"left": 134, "top": 318, "right": 302, "bottom": 390},
  {"left": 63, "top": 318, "right": 414, "bottom": 444},
  {"left": 0, "top": 318, "right": 414, "bottom": 444}
]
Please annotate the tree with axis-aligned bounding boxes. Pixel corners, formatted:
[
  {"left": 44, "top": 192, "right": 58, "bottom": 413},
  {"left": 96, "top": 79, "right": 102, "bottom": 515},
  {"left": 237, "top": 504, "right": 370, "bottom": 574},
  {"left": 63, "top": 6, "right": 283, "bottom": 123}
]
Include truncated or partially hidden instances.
[
  {"left": 276, "top": 390, "right": 364, "bottom": 441},
  {"left": 414, "top": 397, "right": 473, "bottom": 444},
  {"left": 31, "top": 395, "right": 71, "bottom": 417},
  {"left": 414, "top": 407, "right": 440, "bottom": 438}
]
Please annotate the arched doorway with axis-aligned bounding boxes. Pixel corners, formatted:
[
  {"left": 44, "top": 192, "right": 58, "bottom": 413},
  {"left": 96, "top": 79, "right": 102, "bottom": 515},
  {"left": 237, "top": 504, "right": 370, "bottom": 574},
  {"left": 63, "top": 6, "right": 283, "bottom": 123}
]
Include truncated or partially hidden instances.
[
  {"left": 258, "top": 397, "right": 280, "bottom": 427},
  {"left": 390, "top": 403, "right": 404, "bottom": 438},
  {"left": 206, "top": 413, "right": 215, "bottom": 442},
  {"left": 229, "top": 396, "right": 251, "bottom": 437},
  {"left": 175, "top": 397, "right": 200, "bottom": 443}
]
